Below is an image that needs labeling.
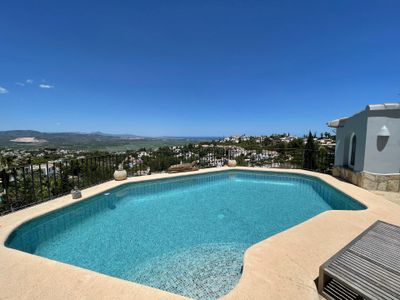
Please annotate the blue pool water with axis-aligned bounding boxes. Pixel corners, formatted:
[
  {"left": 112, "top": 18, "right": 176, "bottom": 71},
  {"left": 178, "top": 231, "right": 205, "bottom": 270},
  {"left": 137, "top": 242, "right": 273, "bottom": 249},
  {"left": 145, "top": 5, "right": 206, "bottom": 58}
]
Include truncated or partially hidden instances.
[{"left": 6, "top": 171, "right": 365, "bottom": 299}]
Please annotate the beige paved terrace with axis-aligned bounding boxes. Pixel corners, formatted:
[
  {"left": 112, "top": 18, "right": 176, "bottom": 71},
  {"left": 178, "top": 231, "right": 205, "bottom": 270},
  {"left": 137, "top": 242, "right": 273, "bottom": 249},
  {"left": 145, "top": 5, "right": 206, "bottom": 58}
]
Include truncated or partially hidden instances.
[
  {"left": 1, "top": 167, "right": 400, "bottom": 300},
  {"left": 371, "top": 190, "right": 400, "bottom": 206}
]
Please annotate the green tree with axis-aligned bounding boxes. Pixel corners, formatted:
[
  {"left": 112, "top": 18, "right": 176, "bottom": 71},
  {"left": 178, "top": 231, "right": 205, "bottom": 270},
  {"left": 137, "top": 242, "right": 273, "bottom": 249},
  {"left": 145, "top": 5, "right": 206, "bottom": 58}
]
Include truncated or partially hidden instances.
[{"left": 303, "top": 131, "right": 317, "bottom": 170}]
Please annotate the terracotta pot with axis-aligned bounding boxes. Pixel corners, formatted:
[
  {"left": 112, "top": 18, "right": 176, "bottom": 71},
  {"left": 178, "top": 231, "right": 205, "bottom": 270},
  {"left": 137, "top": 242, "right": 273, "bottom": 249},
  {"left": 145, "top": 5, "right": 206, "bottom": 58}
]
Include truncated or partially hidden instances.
[
  {"left": 227, "top": 159, "right": 237, "bottom": 167},
  {"left": 113, "top": 169, "right": 127, "bottom": 181}
]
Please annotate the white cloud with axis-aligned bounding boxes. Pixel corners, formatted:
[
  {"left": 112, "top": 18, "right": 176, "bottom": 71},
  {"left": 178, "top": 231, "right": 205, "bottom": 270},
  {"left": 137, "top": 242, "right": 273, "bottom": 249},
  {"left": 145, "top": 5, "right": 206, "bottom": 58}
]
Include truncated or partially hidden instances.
[
  {"left": 0, "top": 86, "right": 9, "bottom": 94},
  {"left": 39, "top": 84, "right": 54, "bottom": 89},
  {"left": 16, "top": 82, "right": 25, "bottom": 86},
  {"left": 26, "top": 79, "right": 33, "bottom": 84}
]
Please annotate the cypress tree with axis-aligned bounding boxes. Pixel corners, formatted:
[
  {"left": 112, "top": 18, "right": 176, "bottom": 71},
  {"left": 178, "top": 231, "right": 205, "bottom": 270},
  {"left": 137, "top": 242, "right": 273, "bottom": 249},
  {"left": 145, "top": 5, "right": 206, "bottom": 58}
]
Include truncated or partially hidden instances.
[{"left": 303, "top": 131, "right": 317, "bottom": 170}]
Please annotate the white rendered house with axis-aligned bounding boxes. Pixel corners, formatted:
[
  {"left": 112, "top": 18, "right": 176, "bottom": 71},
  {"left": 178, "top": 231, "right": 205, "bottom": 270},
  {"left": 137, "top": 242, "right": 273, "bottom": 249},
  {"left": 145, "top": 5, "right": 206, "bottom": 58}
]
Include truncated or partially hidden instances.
[{"left": 328, "top": 103, "right": 400, "bottom": 192}]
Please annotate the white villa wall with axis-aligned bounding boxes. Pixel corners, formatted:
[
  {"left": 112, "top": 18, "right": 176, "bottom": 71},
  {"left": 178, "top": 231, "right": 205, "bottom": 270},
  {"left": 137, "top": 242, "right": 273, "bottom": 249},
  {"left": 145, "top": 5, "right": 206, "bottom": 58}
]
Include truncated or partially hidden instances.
[
  {"left": 364, "top": 110, "right": 400, "bottom": 174},
  {"left": 332, "top": 105, "right": 400, "bottom": 192},
  {"left": 335, "top": 111, "right": 367, "bottom": 172}
]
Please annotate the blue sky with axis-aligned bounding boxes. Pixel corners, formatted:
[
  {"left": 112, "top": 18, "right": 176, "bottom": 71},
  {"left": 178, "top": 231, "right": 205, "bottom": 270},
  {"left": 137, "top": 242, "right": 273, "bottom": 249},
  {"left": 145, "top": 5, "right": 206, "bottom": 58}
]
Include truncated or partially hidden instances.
[{"left": 1, "top": 1, "right": 399, "bottom": 137}]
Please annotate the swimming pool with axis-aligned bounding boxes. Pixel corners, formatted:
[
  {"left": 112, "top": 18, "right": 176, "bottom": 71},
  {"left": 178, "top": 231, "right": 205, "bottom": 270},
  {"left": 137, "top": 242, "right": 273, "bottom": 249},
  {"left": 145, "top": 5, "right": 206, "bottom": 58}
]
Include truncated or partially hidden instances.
[{"left": 6, "top": 170, "right": 365, "bottom": 299}]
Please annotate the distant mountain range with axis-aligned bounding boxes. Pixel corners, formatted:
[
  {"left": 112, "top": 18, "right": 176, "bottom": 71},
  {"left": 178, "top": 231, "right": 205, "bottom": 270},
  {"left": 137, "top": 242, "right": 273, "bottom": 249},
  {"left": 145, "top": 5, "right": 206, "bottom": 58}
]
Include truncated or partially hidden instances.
[{"left": 0, "top": 130, "right": 217, "bottom": 150}]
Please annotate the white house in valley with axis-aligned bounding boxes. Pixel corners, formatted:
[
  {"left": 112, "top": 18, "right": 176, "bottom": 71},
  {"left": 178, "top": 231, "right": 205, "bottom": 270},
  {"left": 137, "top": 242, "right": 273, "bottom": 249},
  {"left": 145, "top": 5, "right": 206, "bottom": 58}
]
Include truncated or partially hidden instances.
[{"left": 328, "top": 103, "right": 400, "bottom": 192}]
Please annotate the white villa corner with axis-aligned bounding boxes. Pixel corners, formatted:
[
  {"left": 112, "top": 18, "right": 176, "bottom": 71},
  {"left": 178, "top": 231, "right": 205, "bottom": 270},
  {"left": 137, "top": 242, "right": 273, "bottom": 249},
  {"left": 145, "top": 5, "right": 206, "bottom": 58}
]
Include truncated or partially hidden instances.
[{"left": 328, "top": 102, "right": 400, "bottom": 192}]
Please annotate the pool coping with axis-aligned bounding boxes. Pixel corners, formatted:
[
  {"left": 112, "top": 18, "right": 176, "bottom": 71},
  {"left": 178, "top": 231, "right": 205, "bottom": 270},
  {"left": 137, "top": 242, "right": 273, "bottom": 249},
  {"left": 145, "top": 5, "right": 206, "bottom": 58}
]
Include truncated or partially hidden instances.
[{"left": 1, "top": 166, "right": 400, "bottom": 300}]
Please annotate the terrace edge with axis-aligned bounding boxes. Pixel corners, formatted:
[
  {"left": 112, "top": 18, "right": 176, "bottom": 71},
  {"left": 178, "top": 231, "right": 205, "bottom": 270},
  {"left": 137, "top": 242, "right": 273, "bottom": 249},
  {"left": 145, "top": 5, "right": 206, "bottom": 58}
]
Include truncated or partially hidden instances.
[{"left": 1, "top": 167, "right": 400, "bottom": 300}]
